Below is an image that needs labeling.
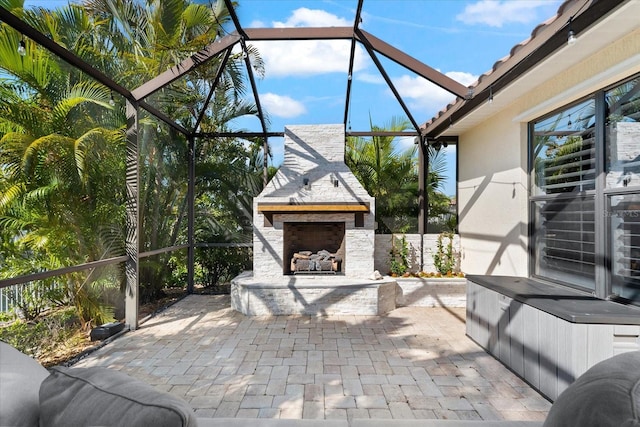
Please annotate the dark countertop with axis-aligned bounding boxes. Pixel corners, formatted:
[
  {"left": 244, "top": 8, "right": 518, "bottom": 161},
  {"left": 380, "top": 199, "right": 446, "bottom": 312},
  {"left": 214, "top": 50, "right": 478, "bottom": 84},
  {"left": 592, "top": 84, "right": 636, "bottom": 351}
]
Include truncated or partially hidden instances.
[{"left": 467, "top": 275, "right": 640, "bottom": 325}]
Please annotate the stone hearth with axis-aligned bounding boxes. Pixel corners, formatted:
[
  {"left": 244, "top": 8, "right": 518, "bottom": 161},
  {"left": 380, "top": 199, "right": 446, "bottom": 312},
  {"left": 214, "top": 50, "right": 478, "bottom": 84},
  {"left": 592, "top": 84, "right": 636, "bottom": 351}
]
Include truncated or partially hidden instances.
[{"left": 231, "top": 272, "right": 397, "bottom": 316}]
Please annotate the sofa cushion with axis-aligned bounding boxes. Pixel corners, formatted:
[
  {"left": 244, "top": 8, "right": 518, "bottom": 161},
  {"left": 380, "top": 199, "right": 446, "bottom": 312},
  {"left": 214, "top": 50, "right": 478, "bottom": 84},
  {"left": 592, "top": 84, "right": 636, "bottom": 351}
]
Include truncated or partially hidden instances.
[
  {"left": 39, "top": 366, "right": 198, "bottom": 427},
  {"left": 350, "top": 422, "right": 542, "bottom": 427},
  {"left": 0, "top": 341, "right": 50, "bottom": 427},
  {"left": 543, "top": 350, "right": 640, "bottom": 427}
]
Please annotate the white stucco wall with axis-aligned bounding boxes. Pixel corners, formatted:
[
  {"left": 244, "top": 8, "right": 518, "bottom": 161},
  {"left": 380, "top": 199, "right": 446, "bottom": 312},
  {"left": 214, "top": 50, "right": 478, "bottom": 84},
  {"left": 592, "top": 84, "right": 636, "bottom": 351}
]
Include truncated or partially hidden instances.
[
  {"left": 458, "top": 109, "right": 528, "bottom": 276},
  {"left": 457, "top": 27, "right": 640, "bottom": 276},
  {"left": 515, "top": 28, "right": 640, "bottom": 123}
]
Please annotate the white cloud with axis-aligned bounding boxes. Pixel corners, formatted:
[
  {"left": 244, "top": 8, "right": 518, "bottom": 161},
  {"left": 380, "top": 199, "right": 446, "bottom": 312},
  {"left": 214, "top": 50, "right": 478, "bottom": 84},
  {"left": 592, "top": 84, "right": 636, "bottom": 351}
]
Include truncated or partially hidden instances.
[
  {"left": 272, "top": 7, "right": 351, "bottom": 27},
  {"left": 392, "top": 71, "right": 478, "bottom": 118},
  {"left": 444, "top": 71, "right": 479, "bottom": 87},
  {"left": 249, "top": 19, "right": 266, "bottom": 28},
  {"left": 249, "top": 8, "right": 369, "bottom": 77},
  {"left": 456, "top": 1, "right": 559, "bottom": 28},
  {"left": 356, "top": 72, "right": 385, "bottom": 85},
  {"left": 253, "top": 40, "right": 367, "bottom": 77},
  {"left": 260, "top": 93, "right": 307, "bottom": 118},
  {"left": 395, "top": 135, "right": 418, "bottom": 152}
]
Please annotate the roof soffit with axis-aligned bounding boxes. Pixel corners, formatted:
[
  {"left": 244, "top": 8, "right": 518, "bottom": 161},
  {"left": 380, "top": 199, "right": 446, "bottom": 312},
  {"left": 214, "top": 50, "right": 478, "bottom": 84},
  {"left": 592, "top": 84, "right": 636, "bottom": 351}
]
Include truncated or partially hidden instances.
[{"left": 424, "top": 0, "right": 633, "bottom": 138}]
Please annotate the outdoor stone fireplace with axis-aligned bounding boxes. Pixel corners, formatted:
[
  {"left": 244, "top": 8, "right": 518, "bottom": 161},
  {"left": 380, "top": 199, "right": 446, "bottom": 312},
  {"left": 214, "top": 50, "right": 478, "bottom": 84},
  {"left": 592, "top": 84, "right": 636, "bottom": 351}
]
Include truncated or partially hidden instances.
[
  {"left": 252, "top": 124, "right": 376, "bottom": 279},
  {"left": 231, "top": 124, "right": 397, "bottom": 316}
]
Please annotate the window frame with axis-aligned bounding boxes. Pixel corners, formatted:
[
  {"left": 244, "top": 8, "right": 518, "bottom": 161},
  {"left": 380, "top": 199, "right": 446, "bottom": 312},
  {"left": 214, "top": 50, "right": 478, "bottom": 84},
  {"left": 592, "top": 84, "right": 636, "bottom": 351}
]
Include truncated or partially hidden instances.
[{"left": 528, "top": 73, "right": 640, "bottom": 304}]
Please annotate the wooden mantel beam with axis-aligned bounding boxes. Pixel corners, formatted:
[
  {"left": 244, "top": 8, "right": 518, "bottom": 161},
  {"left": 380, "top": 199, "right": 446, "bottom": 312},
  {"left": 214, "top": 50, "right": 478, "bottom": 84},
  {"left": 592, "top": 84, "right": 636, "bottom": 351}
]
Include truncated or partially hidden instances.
[{"left": 257, "top": 203, "right": 370, "bottom": 213}]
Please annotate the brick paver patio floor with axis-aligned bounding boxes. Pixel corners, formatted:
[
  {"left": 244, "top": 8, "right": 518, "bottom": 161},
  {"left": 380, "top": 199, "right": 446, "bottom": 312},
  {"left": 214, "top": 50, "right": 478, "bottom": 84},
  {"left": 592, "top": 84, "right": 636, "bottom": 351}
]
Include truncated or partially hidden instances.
[{"left": 74, "top": 294, "right": 551, "bottom": 421}]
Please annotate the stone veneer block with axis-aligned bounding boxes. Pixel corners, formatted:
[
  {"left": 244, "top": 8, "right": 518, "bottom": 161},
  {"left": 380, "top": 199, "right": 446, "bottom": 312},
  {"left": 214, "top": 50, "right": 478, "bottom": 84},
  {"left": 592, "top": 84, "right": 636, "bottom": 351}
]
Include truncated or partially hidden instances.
[
  {"left": 394, "top": 278, "right": 467, "bottom": 308},
  {"left": 231, "top": 273, "right": 397, "bottom": 316}
]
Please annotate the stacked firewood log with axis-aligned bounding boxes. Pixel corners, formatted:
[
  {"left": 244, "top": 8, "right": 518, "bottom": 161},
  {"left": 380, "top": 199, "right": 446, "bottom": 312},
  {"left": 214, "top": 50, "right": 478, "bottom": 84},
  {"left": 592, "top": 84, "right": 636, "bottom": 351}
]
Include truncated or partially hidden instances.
[{"left": 291, "top": 250, "right": 342, "bottom": 273}]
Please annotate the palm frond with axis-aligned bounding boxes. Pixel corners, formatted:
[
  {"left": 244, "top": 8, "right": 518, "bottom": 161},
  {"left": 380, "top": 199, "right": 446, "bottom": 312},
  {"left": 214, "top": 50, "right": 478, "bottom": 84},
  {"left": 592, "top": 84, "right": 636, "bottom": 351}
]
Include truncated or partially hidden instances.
[{"left": 52, "top": 81, "right": 112, "bottom": 127}]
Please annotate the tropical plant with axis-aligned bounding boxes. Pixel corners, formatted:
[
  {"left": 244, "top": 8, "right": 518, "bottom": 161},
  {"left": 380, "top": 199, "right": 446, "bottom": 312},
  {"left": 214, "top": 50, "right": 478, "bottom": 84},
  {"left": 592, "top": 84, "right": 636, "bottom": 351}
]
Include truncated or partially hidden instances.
[
  {"left": 193, "top": 143, "right": 272, "bottom": 287},
  {"left": 0, "top": 0, "right": 265, "bottom": 318},
  {"left": 389, "top": 234, "right": 409, "bottom": 276},
  {"left": 346, "top": 115, "right": 454, "bottom": 233},
  {"left": 79, "top": 0, "right": 266, "bottom": 301},
  {"left": 0, "top": 0, "right": 126, "bottom": 326},
  {"left": 195, "top": 246, "right": 251, "bottom": 288},
  {"left": 426, "top": 145, "right": 456, "bottom": 232},
  {"left": 433, "top": 231, "right": 456, "bottom": 275},
  {"left": 346, "top": 116, "right": 418, "bottom": 233}
]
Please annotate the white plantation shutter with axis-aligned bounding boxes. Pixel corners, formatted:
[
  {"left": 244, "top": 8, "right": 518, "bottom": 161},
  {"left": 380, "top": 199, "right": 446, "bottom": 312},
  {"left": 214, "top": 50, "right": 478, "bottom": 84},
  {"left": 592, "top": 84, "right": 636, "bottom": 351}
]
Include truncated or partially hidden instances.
[
  {"left": 532, "top": 99, "right": 597, "bottom": 289},
  {"left": 535, "top": 197, "right": 595, "bottom": 285}
]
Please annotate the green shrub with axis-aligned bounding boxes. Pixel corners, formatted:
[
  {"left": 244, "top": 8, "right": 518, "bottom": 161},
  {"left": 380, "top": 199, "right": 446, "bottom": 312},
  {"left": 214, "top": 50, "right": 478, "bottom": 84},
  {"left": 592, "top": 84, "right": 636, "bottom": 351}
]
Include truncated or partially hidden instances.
[
  {"left": 0, "top": 311, "right": 16, "bottom": 323},
  {"left": 196, "top": 246, "right": 251, "bottom": 289},
  {"left": 433, "top": 232, "right": 456, "bottom": 274},
  {"left": 389, "top": 234, "right": 409, "bottom": 276},
  {"left": 0, "top": 307, "right": 81, "bottom": 360}
]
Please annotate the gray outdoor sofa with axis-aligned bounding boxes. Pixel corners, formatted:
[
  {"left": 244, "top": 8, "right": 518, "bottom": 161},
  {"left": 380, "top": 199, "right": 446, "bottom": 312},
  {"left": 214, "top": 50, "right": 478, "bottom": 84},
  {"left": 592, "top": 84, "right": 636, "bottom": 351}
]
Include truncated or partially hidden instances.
[{"left": 1, "top": 340, "right": 638, "bottom": 427}]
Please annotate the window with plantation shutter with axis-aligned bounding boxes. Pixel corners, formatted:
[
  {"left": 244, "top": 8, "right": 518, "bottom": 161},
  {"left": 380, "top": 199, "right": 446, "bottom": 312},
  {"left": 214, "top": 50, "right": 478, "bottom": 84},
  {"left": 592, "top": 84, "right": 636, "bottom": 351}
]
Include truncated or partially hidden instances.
[
  {"left": 535, "top": 132, "right": 596, "bottom": 194},
  {"left": 533, "top": 197, "right": 595, "bottom": 288},
  {"left": 530, "top": 75, "right": 640, "bottom": 304},
  {"left": 609, "top": 194, "right": 640, "bottom": 300},
  {"left": 531, "top": 99, "right": 597, "bottom": 290},
  {"left": 606, "top": 77, "right": 640, "bottom": 301},
  {"left": 533, "top": 99, "right": 596, "bottom": 197}
]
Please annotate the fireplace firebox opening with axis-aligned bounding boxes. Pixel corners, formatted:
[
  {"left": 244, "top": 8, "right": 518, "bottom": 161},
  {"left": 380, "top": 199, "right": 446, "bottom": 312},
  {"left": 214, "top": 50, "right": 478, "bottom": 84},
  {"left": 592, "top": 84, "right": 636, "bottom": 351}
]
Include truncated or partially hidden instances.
[{"left": 283, "top": 222, "right": 345, "bottom": 275}]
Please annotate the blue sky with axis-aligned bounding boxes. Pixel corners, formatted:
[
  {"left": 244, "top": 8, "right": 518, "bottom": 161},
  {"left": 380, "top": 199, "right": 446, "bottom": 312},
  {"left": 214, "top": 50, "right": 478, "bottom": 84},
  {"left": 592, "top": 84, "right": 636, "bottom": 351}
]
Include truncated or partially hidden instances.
[
  {"left": 24, "top": 0, "right": 563, "bottom": 196},
  {"left": 231, "top": 0, "right": 562, "bottom": 132},
  {"left": 228, "top": 0, "right": 562, "bottom": 195}
]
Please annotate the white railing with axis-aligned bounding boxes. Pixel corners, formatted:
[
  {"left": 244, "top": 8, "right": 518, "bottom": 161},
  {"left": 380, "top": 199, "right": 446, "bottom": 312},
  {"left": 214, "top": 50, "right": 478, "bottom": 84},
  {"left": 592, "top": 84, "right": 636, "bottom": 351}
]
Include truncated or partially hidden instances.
[
  {"left": 0, "top": 282, "right": 61, "bottom": 314},
  {"left": 0, "top": 284, "right": 22, "bottom": 313}
]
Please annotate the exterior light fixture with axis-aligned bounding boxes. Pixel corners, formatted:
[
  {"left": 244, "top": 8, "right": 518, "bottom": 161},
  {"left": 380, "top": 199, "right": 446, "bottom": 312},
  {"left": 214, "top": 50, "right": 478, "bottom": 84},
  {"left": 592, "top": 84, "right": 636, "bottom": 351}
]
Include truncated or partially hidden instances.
[
  {"left": 567, "top": 18, "right": 577, "bottom": 46},
  {"left": 303, "top": 177, "right": 310, "bottom": 190},
  {"left": 109, "top": 93, "right": 115, "bottom": 106},
  {"left": 431, "top": 140, "right": 448, "bottom": 152},
  {"left": 488, "top": 86, "right": 494, "bottom": 104},
  {"left": 17, "top": 39, "right": 26, "bottom": 56}
]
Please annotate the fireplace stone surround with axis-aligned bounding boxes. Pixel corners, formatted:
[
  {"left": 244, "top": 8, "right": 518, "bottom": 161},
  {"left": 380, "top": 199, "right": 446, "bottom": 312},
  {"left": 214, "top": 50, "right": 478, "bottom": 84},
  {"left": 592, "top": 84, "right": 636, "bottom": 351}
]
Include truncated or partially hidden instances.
[
  {"left": 251, "top": 124, "right": 375, "bottom": 279},
  {"left": 231, "top": 124, "right": 393, "bottom": 316}
]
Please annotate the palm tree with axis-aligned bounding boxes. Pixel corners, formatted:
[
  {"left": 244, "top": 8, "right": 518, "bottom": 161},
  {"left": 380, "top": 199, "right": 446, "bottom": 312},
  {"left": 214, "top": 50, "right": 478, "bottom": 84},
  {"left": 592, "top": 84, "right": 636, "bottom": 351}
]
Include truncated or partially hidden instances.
[
  {"left": 426, "top": 144, "right": 456, "bottom": 232},
  {"left": 346, "top": 115, "right": 455, "bottom": 233},
  {"left": 79, "top": 0, "right": 265, "bottom": 299},
  {"left": 346, "top": 116, "right": 418, "bottom": 233},
  {"left": 0, "top": 1, "right": 125, "bottom": 325},
  {"left": 1, "top": 0, "right": 265, "bottom": 313}
]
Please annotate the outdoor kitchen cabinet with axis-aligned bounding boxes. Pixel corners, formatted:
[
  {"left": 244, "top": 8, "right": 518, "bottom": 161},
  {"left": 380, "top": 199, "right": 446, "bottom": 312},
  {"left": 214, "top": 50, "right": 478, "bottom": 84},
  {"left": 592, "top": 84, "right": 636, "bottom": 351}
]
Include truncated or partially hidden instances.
[{"left": 466, "top": 277, "right": 640, "bottom": 401}]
